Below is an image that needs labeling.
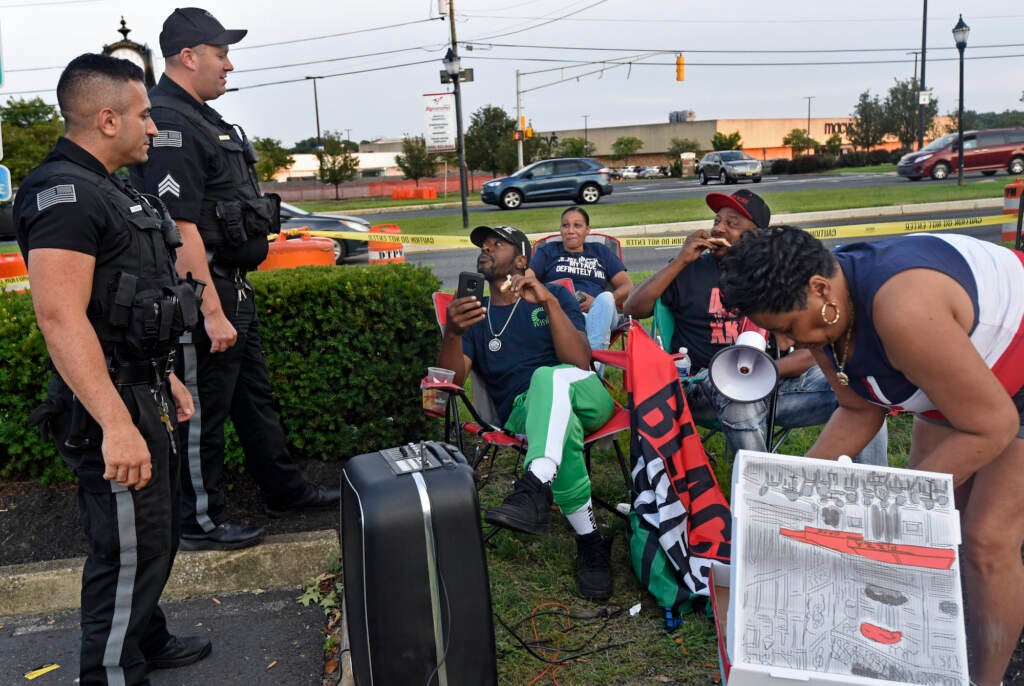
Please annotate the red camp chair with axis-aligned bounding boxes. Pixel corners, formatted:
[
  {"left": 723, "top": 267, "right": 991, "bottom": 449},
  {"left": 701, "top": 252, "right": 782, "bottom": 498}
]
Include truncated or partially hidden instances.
[
  {"left": 532, "top": 232, "right": 624, "bottom": 261},
  {"left": 423, "top": 291, "right": 633, "bottom": 518}
]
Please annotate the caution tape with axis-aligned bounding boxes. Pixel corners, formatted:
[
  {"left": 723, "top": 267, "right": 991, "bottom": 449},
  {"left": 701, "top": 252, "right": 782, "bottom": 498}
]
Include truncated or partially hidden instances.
[
  {"left": 1, "top": 274, "right": 29, "bottom": 288},
  {"left": 618, "top": 214, "right": 1007, "bottom": 248},
  {"left": 271, "top": 214, "right": 1008, "bottom": 251},
  {"left": 802, "top": 213, "right": 1004, "bottom": 241},
  {"left": 270, "top": 229, "right": 473, "bottom": 248}
]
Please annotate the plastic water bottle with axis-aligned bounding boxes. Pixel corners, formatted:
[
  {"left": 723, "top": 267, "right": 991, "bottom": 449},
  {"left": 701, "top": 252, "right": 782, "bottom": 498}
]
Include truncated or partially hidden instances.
[{"left": 674, "top": 347, "right": 691, "bottom": 380}]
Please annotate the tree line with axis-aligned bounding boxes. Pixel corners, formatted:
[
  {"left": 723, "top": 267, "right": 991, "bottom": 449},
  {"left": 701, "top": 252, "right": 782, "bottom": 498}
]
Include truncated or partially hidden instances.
[{"left": 3, "top": 82, "right": 1024, "bottom": 190}]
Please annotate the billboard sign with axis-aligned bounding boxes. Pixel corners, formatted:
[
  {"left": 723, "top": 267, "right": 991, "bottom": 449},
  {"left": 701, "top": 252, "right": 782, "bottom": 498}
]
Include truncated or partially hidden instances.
[{"left": 423, "top": 92, "right": 456, "bottom": 154}]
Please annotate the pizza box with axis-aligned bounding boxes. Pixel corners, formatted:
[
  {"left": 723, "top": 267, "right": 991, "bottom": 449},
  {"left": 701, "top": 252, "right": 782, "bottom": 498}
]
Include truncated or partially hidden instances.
[{"left": 710, "top": 450, "right": 969, "bottom": 685}]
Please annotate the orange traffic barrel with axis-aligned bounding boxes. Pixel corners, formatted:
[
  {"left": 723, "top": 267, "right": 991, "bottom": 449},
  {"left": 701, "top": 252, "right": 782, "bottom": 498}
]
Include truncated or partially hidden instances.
[
  {"left": 0, "top": 252, "right": 29, "bottom": 291},
  {"left": 368, "top": 224, "right": 405, "bottom": 265},
  {"left": 390, "top": 188, "right": 415, "bottom": 200},
  {"left": 258, "top": 230, "right": 335, "bottom": 271},
  {"left": 413, "top": 187, "right": 438, "bottom": 200},
  {"left": 1002, "top": 179, "right": 1024, "bottom": 244}
]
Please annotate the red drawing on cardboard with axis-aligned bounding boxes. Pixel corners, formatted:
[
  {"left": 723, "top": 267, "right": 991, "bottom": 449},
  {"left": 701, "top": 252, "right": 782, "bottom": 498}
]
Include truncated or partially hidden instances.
[{"left": 778, "top": 526, "right": 956, "bottom": 570}]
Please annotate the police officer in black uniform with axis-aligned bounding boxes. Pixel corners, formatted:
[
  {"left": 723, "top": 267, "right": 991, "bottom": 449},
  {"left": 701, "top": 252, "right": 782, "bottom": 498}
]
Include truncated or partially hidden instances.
[
  {"left": 17, "top": 53, "right": 211, "bottom": 684},
  {"left": 134, "top": 8, "right": 339, "bottom": 551}
]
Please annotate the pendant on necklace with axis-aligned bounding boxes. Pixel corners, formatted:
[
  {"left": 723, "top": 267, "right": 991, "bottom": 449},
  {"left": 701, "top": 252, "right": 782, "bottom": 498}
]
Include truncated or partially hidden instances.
[
  {"left": 836, "top": 371, "right": 850, "bottom": 386},
  {"left": 488, "top": 338, "right": 502, "bottom": 352}
]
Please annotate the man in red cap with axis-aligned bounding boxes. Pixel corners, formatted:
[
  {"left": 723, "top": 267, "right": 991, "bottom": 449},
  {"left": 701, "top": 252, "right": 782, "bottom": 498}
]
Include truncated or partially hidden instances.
[{"left": 623, "top": 189, "right": 887, "bottom": 463}]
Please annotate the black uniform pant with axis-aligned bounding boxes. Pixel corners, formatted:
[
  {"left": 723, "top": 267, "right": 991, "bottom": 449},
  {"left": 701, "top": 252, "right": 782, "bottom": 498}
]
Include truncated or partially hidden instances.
[
  {"left": 51, "top": 378, "right": 179, "bottom": 686},
  {"left": 176, "top": 272, "right": 307, "bottom": 535}
]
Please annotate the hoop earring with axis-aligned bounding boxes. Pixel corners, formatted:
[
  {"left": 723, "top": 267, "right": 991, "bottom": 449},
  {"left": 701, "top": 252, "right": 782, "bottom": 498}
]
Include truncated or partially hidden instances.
[{"left": 821, "top": 300, "right": 840, "bottom": 326}]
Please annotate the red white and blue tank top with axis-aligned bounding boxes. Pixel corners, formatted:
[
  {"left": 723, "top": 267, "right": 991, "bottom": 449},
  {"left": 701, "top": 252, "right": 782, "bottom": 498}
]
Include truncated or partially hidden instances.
[{"left": 829, "top": 233, "right": 1024, "bottom": 420}]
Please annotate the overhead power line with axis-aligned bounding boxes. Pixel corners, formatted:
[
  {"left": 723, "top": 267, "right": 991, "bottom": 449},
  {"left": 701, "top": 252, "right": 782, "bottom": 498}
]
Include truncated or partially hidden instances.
[
  {"left": 461, "top": 12, "right": 1024, "bottom": 25},
  {"left": 467, "top": 41, "right": 1024, "bottom": 54},
  {"left": 232, "top": 17, "right": 443, "bottom": 51}
]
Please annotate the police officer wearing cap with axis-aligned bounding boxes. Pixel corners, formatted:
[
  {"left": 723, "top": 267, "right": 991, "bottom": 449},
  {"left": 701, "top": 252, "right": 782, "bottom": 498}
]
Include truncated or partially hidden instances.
[
  {"left": 17, "top": 53, "right": 210, "bottom": 683},
  {"left": 133, "top": 8, "right": 339, "bottom": 551}
]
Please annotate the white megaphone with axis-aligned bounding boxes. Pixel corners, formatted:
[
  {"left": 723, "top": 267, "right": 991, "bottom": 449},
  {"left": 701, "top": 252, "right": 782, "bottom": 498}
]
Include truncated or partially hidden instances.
[{"left": 707, "top": 324, "right": 779, "bottom": 403}]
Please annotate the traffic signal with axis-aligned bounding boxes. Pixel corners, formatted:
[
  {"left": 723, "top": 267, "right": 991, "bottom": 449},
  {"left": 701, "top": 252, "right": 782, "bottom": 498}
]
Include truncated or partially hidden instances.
[
  {"left": 675, "top": 55, "right": 685, "bottom": 81},
  {"left": 513, "top": 131, "right": 522, "bottom": 141},
  {"left": 525, "top": 126, "right": 533, "bottom": 138}
]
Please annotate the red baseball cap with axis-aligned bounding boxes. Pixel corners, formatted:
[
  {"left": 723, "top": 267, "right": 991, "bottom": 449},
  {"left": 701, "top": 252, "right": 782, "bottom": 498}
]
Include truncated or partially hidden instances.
[{"left": 705, "top": 189, "right": 771, "bottom": 228}]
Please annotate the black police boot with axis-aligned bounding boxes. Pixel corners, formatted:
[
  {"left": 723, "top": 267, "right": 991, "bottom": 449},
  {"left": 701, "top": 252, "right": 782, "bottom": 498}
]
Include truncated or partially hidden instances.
[
  {"left": 179, "top": 522, "right": 265, "bottom": 551},
  {"left": 575, "top": 531, "right": 613, "bottom": 600},
  {"left": 264, "top": 483, "right": 341, "bottom": 518},
  {"left": 146, "top": 635, "right": 213, "bottom": 671},
  {"left": 484, "top": 471, "right": 553, "bottom": 535}
]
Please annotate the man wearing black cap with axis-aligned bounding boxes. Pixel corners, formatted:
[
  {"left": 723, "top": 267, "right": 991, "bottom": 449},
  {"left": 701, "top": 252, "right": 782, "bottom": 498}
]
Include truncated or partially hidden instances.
[
  {"left": 133, "top": 8, "right": 338, "bottom": 552},
  {"left": 623, "top": 189, "right": 887, "bottom": 463},
  {"left": 438, "top": 225, "right": 618, "bottom": 600}
]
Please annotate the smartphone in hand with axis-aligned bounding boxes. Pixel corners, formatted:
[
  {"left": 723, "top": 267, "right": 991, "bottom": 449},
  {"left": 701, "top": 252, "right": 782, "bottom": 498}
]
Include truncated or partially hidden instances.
[{"left": 456, "top": 271, "right": 486, "bottom": 300}]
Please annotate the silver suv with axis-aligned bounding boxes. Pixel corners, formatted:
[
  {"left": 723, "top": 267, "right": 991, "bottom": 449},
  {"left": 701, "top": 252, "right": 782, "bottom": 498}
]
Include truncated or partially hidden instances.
[{"left": 697, "top": 151, "right": 763, "bottom": 185}]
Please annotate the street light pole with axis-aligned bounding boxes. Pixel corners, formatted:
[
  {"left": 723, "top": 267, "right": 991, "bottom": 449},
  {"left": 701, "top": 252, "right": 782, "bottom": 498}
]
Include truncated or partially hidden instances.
[
  {"left": 516, "top": 69, "right": 524, "bottom": 169},
  {"left": 917, "top": 0, "right": 928, "bottom": 150},
  {"left": 804, "top": 96, "right": 815, "bottom": 137},
  {"left": 305, "top": 76, "right": 322, "bottom": 149},
  {"left": 445, "top": 0, "right": 469, "bottom": 229},
  {"left": 953, "top": 14, "right": 970, "bottom": 187},
  {"left": 582, "top": 114, "right": 590, "bottom": 155}
]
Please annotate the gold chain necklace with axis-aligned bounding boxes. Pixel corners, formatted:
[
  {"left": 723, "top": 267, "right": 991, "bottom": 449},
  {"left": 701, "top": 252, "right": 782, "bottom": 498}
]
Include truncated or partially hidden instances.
[
  {"left": 831, "top": 307, "right": 855, "bottom": 386},
  {"left": 486, "top": 297, "right": 521, "bottom": 352}
]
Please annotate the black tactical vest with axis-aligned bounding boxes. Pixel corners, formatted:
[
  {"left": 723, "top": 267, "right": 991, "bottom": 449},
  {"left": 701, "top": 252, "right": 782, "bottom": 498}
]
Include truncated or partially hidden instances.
[
  {"left": 148, "top": 94, "right": 279, "bottom": 269},
  {"left": 32, "top": 160, "right": 199, "bottom": 361}
]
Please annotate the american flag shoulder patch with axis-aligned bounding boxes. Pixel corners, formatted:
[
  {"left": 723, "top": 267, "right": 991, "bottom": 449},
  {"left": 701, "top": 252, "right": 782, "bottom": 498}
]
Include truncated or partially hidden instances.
[
  {"left": 153, "top": 130, "right": 183, "bottom": 148},
  {"left": 36, "top": 184, "right": 77, "bottom": 211}
]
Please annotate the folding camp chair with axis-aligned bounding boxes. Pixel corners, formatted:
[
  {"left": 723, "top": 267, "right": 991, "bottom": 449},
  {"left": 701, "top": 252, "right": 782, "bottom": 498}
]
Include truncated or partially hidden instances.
[
  {"left": 650, "top": 297, "right": 791, "bottom": 453},
  {"left": 532, "top": 232, "right": 624, "bottom": 261},
  {"left": 532, "top": 232, "right": 629, "bottom": 349},
  {"left": 423, "top": 291, "right": 634, "bottom": 518}
]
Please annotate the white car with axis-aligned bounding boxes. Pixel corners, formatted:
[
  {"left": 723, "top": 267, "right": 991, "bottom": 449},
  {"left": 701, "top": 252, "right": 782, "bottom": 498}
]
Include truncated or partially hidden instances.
[{"left": 619, "top": 165, "right": 641, "bottom": 179}]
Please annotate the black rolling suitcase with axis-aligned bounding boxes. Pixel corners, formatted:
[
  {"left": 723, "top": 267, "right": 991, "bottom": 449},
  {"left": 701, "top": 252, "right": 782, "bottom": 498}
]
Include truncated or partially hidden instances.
[{"left": 341, "top": 441, "right": 497, "bottom": 686}]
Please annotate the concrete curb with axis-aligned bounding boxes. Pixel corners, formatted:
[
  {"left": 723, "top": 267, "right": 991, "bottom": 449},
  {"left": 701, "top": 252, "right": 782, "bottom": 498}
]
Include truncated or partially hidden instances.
[
  {"left": 398, "top": 198, "right": 1004, "bottom": 254},
  {"left": 0, "top": 529, "right": 339, "bottom": 617}
]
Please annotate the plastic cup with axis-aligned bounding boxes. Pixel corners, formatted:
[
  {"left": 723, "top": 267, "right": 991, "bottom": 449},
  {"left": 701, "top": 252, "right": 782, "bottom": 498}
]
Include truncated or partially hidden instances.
[{"left": 422, "top": 367, "right": 455, "bottom": 416}]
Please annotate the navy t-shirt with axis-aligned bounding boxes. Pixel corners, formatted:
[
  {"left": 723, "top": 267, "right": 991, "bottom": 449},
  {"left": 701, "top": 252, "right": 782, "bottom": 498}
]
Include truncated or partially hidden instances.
[
  {"left": 462, "top": 284, "right": 585, "bottom": 423},
  {"left": 529, "top": 241, "right": 627, "bottom": 298}
]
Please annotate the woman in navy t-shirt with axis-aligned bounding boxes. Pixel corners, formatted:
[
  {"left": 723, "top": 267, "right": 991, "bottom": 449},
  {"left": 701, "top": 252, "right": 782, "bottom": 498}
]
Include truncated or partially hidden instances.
[{"left": 527, "top": 206, "right": 633, "bottom": 350}]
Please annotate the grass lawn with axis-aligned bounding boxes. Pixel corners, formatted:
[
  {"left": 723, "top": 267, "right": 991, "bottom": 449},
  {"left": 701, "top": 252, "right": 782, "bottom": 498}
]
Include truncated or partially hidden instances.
[
  {"left": 825, "top": 163, "right": 897, "bottom": 174},
  {"left": 463, "top": 388, "right": 914, "bottom": 684},
  {"left": 296, "top": 179, "right": 1005, "bottom": 237}
]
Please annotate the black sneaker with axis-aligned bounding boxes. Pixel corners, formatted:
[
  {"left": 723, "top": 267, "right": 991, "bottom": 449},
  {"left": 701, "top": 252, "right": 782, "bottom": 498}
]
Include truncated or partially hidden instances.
[
  {"left": 575, "top": 532, "right": 613, "bottom": 600},
  {"left": 179, "top": 522, "right": 265, "bottom": 551},
  {"left": 146, "top": 635, "right": 212, "bottom": 671},
  {"left": 484, "top": 472, "right": 552, "bottom": 535},
  {"left": 265, "top": 483, "right": 341, "bottom": 518}
]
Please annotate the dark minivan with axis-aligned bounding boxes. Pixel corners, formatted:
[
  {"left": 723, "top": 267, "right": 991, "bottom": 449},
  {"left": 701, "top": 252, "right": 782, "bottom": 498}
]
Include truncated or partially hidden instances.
[{"left": 897, "top": 127, "right": 1024, "bottom": 181}]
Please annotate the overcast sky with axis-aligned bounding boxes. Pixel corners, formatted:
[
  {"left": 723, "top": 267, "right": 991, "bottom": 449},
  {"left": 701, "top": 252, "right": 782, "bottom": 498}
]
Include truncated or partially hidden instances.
[{"left": 1, "top": 0, "right": 1021, "bottom": 147}]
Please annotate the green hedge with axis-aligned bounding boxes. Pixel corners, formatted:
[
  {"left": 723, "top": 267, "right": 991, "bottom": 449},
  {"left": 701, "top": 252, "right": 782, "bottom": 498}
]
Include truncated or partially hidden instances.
[{"left": 0, "top": 263, "right": 443, "bottom": 482}]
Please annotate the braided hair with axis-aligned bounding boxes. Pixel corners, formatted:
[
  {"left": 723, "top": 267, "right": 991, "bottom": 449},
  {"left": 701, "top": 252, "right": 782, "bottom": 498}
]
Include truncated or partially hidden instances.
[{"left": 719, "top": 225, "right": 837, "bottom": 315}]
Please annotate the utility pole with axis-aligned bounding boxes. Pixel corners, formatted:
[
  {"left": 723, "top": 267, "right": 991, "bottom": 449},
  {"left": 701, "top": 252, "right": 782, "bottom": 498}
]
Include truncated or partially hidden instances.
[
  {"left": 447, "top": 0, "right": 469, "bottom": 229},
  {"left": 582, "top": 114, "right": 590, "bottom": 155},
  {"left": 305, "top": 76, "right": 323, "bottom": 150},
  {"left": 516, "top": 70, "right": 524, "bottom": 169},
  {"left": 917, "top": 0, "right": 928, "bottom": 150},
  {"left": 907, "top": 51, "right": 920, "bottom": 83},
  {"left": 804, "top": 96, "right": 815, "bottom": 137}
]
